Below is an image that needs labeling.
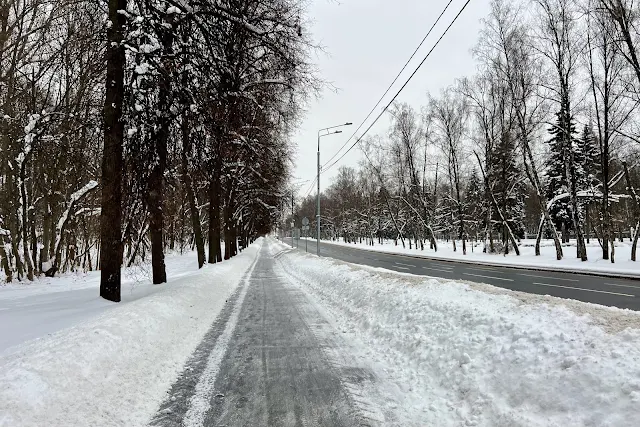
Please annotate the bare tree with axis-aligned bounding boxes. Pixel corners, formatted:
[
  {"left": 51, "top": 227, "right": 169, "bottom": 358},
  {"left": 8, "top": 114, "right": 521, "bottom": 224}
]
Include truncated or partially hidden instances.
[
  {"left": 535, "top": 0, "right": 588, "bottom": 260},
  {"left": 429, "top": 88, "right": 469, "bottom": 254}
]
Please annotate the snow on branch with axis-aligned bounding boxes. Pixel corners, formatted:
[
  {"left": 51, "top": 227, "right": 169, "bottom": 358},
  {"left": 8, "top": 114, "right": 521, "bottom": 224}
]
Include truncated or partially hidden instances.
[
  {"left": 210, "top": 7, "right": 264, "bottom": 36},
  {"left": 47, "top": 181, "right": 99, "bottom": 276},
  {"left": 240, "top": 79, "right": 290, "bottom": 92},
  {"left": 546, "top": 189, "right": 624, "bottom": 210}
]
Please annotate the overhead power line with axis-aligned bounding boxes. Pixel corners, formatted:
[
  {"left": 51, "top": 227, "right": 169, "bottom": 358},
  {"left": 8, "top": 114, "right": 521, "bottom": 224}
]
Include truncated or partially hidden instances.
[
  {"left": 301, "top": 175, "right": 317, "bottom": 199},
  {"left": 320, "top": 0, "right": 456, "bottom": 170},
  {"left": 321, "top": 0, "right": 474, "bottom": 175}
]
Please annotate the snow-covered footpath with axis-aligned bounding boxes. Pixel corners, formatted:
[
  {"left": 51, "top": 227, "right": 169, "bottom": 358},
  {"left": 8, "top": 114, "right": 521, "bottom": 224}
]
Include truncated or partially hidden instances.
[
  {"left": 277, "top": 242, "right": 640, "bottom": 427},
  {"left": 0, "top": 239, "right": 261, "bottom": 427}
]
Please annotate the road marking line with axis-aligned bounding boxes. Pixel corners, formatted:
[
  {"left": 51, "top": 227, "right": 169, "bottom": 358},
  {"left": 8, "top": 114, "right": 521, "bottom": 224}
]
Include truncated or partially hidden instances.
[
  {"left": 471, "top": 266, "right": 502, "bottom": 272},
  {"left": 519, "top": 273, "right": 578, "bottom": 282},
  {"left": 533, "top": 282, "right": 635, "bottom": 297},
  {"left": 604, "top": 282, "right": 640, "bottom": 290},
  {"left": 395, "top": 262, "right": 416, "bottom": 267},
  {"left": 396, "top": 266, "right": 410, "bottom": 271},
  {"left": 463, "top": 273, "right": 513, "bottom": 282},
  {"left": 431, "top": 263, "right": 453, "bottom": 269},
  {"left": 423, "top": 266, "right": 453, "bottom": 273}
]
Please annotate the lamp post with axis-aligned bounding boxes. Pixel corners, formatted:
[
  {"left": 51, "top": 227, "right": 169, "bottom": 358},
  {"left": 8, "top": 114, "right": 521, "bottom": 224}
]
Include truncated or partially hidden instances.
[{"left": 317, "top": 122, "right": 352, "bottom": 256}]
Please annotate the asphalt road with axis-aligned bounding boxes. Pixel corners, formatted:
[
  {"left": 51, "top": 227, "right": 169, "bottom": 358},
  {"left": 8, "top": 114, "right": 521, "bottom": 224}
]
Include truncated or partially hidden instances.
[
  {"left": 292, "top": 238, "right": 640, "bottom": 311},
  {"left": 151, "top": 243, "right": 368, "bottom": 427}
]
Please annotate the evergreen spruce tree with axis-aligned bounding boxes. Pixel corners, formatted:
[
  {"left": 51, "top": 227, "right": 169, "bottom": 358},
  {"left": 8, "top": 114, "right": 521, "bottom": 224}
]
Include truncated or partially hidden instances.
[
  {"left": 578, "top": 125, "right": 601, "bottom": 191},
  {"left": 577, "top": 124, "right": 600, "bottom": 243},
  {"left": 490, "top": 131, "right": 526, "bottom": 246},
  {"left": 545, "top": 110, "right": 580, "bottom": 242},
  {"left": 465, "top": 170, "right": 484, "bottom": 242}
]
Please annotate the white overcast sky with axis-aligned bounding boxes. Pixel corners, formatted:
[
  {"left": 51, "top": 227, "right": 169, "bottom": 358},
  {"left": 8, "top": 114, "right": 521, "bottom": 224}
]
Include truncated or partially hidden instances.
[{"left": 291, "top": 0, "right": 491, "bottom": 198}]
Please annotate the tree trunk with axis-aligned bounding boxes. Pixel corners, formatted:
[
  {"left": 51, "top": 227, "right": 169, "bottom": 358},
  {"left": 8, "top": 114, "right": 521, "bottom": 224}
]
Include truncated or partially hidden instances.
[
  {"left": 147, "top": 21, "right": 176, "bottom": 285},
  {"left": 30, "top": 206, "right": 37, "bottom": 275},
  {"left": 474, "top": 151, "right": 521, "bottom": 256},
  {"left": 20, "top": 165, "right": 34, "bottom": 280},
  {"left": 564, "top": 143, "right": 587, "bottom": 261},
  {"left": 610, "top": 237, "right": 615, "bottom": 263},
  {"left": 126, "top": 219, "right": 149, "bottom": 267},
  {"left": 9, "top": 177, "right": 24, "bottom": 280},
  {"left": 208, "top": 173, "right": 222, "bottom": 263},
  {"left": 521, "top": 139, "right": 563, "bottom": 260},
  {"left": 180, "top": 113, "right": 205, "bottom": 268},
  {"left": 224, "top": 199, "right": 232, "bottom": 260},
  {"left": 100, "top": 0, "right": 126, "bottom": 302},
  {"left": 41, "top": 200, "right": 51, "bottom": 273},
  {"left": 456, "top": 185, "right": 466, "bottom": 256},
  {"left": 632, "top": 221, "right": 640, "bottom": 262},
  {"left": 623, "top": 161, "right": 640, "bottom": 261},
  {"left": 0, "top": 234, "right": 12, "bottom": 282},
  {"left": 230, "top": 222, "right": 238, "bottom": 257},
  {"left": 535, "top": 216, "right": 545, "bottom": 256},
  {"left": 585, "top": 203, "right": 590, "bottom": 244}
]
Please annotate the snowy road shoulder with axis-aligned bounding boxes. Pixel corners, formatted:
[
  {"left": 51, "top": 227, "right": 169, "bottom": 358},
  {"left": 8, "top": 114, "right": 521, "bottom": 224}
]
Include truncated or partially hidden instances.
[
  {"left": 0, "top": 240, "right": 262, "bottom": 427},
  {"left": 275, "top": 241, "right": 640, "bottom": 427}
]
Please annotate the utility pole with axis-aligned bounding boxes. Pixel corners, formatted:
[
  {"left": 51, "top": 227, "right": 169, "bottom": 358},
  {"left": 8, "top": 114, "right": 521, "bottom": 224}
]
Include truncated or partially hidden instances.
[
  {"left": 317, "top": 122, "right": 352, "bottom": 256},
  {"left": 316, "top": 138, "right": 320, "bottom": 255},
  {"left": 291, "top": 192, "right": 294, "bottom": 248}
]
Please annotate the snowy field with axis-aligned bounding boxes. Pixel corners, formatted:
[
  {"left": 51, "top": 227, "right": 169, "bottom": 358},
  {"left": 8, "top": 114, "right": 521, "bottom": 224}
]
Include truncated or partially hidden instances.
[
  {"left": 0, "top": 241, "right": 260, "bottom": 427},
  {"left": 308, "top": 237, "right": 640, "bottom": 277},
  {"left": 276, "top": 241, "right": 640, "bottom": 426}
]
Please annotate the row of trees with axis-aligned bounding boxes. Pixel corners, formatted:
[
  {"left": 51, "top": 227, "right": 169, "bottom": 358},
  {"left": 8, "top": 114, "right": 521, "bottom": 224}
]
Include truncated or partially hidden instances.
[
  {"left": 1, "top": 0, "right": 316, "bottom": 301},
  {"left": 292, "top": 0, "right": 640, "bottom": 263}
]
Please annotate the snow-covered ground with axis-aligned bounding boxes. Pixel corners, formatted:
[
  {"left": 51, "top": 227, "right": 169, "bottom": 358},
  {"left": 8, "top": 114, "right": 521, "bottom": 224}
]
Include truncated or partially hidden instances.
[
  {"left": 3, "top": 236, "right": 640, "bottom": 426},
  {"left": 0, "top": 240, "right": 260, "bottom": 427},
  {"left": 275, "top": 240, "right": 640, "bottom": 426},
  {"left": 308, "top": 237, "right": 640, "bottom": 277},
  {"left": 0, "top": 250, "right": 214, "bottom": 353}
]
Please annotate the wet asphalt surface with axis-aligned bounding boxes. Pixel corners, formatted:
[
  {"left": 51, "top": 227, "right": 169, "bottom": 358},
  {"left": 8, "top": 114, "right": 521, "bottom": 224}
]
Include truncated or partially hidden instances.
[{"left": 151, "top": 244, "right": 370, "bottom": 427}]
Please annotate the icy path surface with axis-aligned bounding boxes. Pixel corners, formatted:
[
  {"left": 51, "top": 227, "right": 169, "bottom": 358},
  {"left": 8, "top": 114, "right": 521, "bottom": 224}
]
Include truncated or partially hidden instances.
[{"left": 152, "top": 240, "right": 385, "bottom": 426}]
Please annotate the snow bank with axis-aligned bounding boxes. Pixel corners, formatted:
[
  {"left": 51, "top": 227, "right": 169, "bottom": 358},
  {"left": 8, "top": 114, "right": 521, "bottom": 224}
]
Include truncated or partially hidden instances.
[
  {"left": 312, "top": 237, "right": 640, "bottom": 278},
  {"left": 277, "top": 244, "right": 640, "bottom": 427},
  {"left": 0, "top": 240, "right": 261, "bottom": 427}
]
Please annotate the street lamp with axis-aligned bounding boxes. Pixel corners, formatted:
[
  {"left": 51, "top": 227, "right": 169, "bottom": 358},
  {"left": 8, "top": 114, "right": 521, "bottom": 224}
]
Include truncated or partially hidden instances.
[{"left": 317, "top": 122, "right": 352, "bottom": 256}]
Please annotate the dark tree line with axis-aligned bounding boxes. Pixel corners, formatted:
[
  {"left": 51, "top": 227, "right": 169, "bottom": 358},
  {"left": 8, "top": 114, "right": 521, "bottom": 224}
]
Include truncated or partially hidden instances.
[{"left": 1, "top": 0, "right": 317, "bottom": 301}]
